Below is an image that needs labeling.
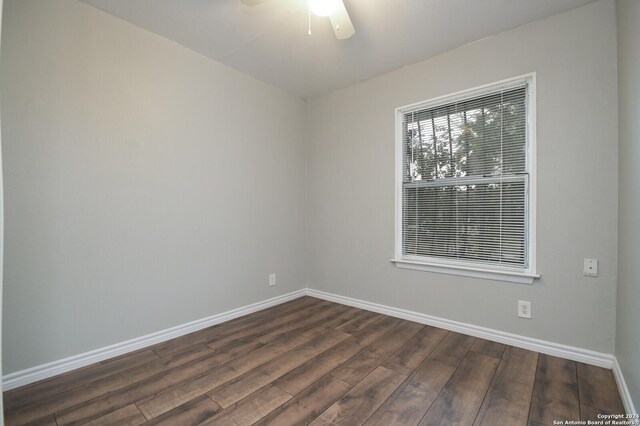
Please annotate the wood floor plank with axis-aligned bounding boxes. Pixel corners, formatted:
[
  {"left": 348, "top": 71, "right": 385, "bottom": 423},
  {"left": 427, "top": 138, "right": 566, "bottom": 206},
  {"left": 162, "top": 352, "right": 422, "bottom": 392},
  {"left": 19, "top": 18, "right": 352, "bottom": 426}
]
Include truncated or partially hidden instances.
[
  {"left": 10, "top": 414, "right": 58, "bottom": 426},
  {"left": 254, "top": 303, "right": 347, "bottom": 345},
  {"left": 495, "top": 346, "right": 538, "bottom": 386},
  {"left": 336, "top": 310, "right": 382, "bottom": 334},
  {"left": 83, "top": 404, "right": 147, "bottom": 426},
  {"left": 274, "top": 337, "right": 364, "bottom": 396},
  {"left": 365, "top": 359, "right": 456, "bottom": 426},
  {"left": 473, "top": 346, "right": 538, "bottom": 426},
  {"left": 349, "top": 315, "right": 404, "bottom": 346},
  {"left": 200, "top": 385, "right": 292, "bottom": 426},
  {"left": 256, "top": 375, "right": 352, "bottom": 426},
  {"left": 208, "top": 329, "right": 351, "bottom": 408},
  {"left": 368, "top": 334, "right": 473, "bottom": 426},
  {"left": 383, "top": 326, "right": 448, "bottom": 376},
  {"left": 206, "top": 300, "right": 334, "bottom": 351},
  {"left": 134, "top": 331, "right": 312, "bottom": 420},
  {"left": 577, "top": 362, "right": 625, "bottom": 414},
  {"left": 5, "top": 344, "right": 216, "bottom": 425},
  {"left": 135, "top": 304, "right": 349, "bottom": 420},
  {"left": 579, "top": 404, "right": 621, "bottom": 422},
  {"left": 150, "top": 296, "right": 320, "bottom": 358},
  {"left": 53, "top": 329, "right": 293, "bottom": 425},
  {"left": 331, "top": 321, "right": 423, "bottom": 386},
  {"left": 469, "top": 338, "right": 507, "bottom": 360},
  {"left": 147, "top": 298, "right": 314, "bottom": 358},
  {"left": 98, "top": 346, "right": 161, "bottom": 365},
  {"left": 311, "top": 366, "right": 405, "bottom": 426},
  {"left": 419, "top": 351, "right": 500, "bottom": 426},
  {"left": 3, "top": 350, "right": 160, "bottom": 411},
  {"left": 529, "top": 354, "right": 580, "bottom": 425},
  {"left": 125, "top": 368, "right": 235, "bottom": 423},
  {"left": 302, "top": 306, "right": 362, "bottom": 339},
  {"left": 143, "top": 395, "right": 221, "bottom": 425},
  {"left": 427, "top": 331, "right": 476, "bottom": 367}
]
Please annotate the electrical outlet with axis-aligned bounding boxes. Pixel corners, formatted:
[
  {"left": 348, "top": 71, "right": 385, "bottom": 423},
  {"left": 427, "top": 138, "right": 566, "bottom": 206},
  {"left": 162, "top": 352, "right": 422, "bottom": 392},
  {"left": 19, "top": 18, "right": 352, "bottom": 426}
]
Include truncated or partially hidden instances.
[
  {"left": 269, "top": 273, "right": 276, "bottom": 286},
  {"left": 518, "top": 300, "right": 531, "bottom": 319},
  {"left": 583, "top": 258, "right": 598, "bottom": 277}
]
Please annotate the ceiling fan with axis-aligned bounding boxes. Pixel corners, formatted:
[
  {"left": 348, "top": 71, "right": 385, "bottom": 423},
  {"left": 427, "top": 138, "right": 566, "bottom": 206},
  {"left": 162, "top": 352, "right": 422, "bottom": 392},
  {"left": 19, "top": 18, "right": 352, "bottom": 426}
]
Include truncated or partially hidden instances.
[{"left": 240, "top": 0, "right": 355, "bottom": 40}]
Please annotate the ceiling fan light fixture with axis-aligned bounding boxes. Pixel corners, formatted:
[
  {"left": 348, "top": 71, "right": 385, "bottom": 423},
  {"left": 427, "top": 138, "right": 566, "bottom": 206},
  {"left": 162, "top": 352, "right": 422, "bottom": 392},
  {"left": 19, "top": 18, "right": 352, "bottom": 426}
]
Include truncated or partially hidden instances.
[{"left": 309, "top": 0, "right": 339, "bottom": 17}]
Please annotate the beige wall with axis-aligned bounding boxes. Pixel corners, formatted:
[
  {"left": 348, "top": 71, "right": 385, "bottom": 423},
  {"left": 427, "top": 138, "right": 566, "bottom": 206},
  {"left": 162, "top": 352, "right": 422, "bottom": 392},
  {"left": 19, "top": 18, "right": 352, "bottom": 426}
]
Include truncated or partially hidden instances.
[
  {"left": 616, "top": 0, "right": 640, "bottom": 411},
  {"left": 0, "top": 0, "right": 307, "bottom": 373},
  {"left": 307, "top": 0, "right": 619, "bottom": 353}
]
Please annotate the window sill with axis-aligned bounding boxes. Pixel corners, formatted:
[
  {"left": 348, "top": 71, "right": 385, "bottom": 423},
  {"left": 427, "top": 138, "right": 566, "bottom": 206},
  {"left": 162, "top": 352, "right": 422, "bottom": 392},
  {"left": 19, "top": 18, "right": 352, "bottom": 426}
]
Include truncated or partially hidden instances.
[{"left": 390, "top": 258, "right": 539, "bottom": 285}]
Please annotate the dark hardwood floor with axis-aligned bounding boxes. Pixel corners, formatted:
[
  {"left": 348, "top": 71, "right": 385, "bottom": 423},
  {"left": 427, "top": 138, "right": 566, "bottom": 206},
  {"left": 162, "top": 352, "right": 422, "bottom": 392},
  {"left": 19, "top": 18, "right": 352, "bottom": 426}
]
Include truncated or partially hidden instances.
[{"left": 3, "top": 296, "right": 625, "bottom": 425}]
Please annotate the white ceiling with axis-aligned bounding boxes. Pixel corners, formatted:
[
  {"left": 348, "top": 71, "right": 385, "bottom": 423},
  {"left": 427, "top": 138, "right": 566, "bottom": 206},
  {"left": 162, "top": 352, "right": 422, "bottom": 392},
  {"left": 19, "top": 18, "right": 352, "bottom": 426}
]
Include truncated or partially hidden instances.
[{"left": 80, "top": 0, "right": 596, "bottom": 99}]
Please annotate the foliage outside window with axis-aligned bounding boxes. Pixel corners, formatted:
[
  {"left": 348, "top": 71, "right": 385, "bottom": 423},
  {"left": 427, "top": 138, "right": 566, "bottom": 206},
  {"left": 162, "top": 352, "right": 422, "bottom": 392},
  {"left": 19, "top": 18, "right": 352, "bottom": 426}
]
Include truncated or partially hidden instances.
[{"left": 394, "top": 76, "right": 537, "bottom": 283}]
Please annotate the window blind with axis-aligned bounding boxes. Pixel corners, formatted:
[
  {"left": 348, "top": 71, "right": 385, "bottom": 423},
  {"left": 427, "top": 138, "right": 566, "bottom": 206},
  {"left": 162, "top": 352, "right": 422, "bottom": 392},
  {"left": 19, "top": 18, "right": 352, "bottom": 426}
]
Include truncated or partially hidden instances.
[{"left": 401, "top": 84, "right": 529, "bottom": 269}]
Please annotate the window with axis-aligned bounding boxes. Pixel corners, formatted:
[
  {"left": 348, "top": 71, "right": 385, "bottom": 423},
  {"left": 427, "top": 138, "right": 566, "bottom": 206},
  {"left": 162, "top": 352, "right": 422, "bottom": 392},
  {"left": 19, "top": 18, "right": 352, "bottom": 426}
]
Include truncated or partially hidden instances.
[{"left": 393, "top": 75, "right": 538, "bottom": 284}]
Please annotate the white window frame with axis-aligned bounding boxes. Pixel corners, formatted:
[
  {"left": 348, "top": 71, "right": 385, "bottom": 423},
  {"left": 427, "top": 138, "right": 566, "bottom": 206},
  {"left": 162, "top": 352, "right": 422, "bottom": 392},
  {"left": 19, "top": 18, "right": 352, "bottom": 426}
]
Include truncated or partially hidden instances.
[{"left": 391, "top": 74, "right": 539, "bottom": 285}]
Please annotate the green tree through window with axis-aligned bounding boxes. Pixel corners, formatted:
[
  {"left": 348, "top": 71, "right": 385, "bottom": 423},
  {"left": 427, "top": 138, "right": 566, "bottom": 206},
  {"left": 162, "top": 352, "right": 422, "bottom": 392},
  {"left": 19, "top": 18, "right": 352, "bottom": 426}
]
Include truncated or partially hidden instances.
[{"left": 401, "top": 84, "right": 529, "bottom": 269}]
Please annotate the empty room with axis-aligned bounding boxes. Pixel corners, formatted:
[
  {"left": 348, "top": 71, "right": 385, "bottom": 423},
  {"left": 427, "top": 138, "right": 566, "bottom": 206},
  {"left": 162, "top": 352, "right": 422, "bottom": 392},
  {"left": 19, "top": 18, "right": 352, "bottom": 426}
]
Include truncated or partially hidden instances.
[{"left": 0, "top": 0, "right": 638, "bottom": 424}]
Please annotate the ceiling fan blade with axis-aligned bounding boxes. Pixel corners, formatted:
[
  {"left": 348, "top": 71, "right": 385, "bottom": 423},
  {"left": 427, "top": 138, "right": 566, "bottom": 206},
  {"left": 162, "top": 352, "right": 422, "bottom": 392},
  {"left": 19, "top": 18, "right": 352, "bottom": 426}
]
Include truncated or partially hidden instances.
[
  {"left": 329, "top": 0, "right": 355, "bottom": 39},
  {"left": 240, "top": 0, "right": 270, "bottom": 6}
]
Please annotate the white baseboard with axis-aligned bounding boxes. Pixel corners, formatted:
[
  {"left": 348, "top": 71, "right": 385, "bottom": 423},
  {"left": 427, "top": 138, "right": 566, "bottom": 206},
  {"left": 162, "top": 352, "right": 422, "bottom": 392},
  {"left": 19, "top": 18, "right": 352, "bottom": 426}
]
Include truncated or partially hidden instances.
[
  {"left": 2, "top": 289, "right": 306, "bottom": 391},
  {"left": 305, "top": 288, "right": 615, "bottom": 368},
  {"left": 613, "top": 357, "right": 638, "bottom": 415}
]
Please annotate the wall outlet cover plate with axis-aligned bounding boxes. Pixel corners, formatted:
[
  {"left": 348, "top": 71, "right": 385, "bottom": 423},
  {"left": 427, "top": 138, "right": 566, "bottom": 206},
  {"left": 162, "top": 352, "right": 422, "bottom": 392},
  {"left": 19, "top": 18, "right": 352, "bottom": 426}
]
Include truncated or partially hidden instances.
[{"left": 583, "top": 258, "right": 598, "bottom": 277}]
